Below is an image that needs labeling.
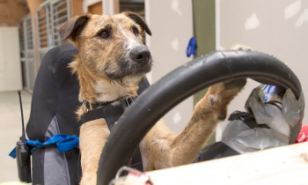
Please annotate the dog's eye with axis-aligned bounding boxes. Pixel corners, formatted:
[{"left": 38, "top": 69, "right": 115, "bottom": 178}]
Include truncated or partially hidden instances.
[
  {"left": 131, "top": 25, "right": 139, "bottom": 35},
  {"left": 98, "top": 27, "right": 112, "bottom": 39}
]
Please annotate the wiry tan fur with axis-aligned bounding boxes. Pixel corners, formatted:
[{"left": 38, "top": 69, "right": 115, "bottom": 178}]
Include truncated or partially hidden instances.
[{"left": 60, "top": 13, "right": 246, "bottom": 185}]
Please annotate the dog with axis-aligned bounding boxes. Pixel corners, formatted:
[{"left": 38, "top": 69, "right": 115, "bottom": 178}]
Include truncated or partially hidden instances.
[{"left": 59, "top": 12, "right": 246, "bottom": 185}]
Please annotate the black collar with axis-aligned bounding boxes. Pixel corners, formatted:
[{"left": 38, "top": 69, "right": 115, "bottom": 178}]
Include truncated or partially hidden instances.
[
  {"left": 79, "top": 96, "right": 136, "bottom": 129},
  {"left": 83, "top": 96, "right": 135, "bottom": 111}
]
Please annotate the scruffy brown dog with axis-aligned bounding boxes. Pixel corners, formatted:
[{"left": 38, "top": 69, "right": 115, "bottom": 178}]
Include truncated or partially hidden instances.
[{"left": 60, "top": 12, "right": 246, "bottom": 185}]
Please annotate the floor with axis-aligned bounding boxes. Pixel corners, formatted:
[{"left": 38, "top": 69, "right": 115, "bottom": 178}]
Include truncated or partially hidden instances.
[{"left": 0, "top": 91, "right": 31, "bottom": 182}]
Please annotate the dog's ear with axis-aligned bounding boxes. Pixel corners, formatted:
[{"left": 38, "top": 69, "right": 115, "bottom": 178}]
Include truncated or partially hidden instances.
[
  {"left": 59, "top": 15, "right": 90, "bottom": 41},
  {"left": 124, "top": 12, "right": 152, "bottom": 36}
]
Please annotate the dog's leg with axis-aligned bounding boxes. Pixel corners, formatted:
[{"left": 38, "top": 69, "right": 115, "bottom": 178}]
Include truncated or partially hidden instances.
[
  {"left": 79, "top": 120, "right": 110, "bottom": 185},
  {"left": 168, "top": 79, "right": 246, "bottom": 165},
  {"left": 141, "top": 79, "right": 246, "bottom": 170}
]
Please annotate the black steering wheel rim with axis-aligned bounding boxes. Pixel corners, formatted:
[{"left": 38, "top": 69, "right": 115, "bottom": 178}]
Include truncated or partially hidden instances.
[{"left": 97, "top": 50, "right": 302, "bottom": 185}]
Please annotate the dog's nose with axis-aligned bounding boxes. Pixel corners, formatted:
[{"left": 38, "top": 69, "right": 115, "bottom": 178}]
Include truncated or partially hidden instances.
[{"left": 130, "top": 46, "right": 151, "bottom": 64}]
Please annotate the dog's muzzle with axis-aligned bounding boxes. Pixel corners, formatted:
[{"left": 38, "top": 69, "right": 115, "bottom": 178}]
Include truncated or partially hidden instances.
[
  {"left": 106, "top": 46, "right": 152, "bottom": 79},
  {"left": 126, "top": 45, "right": 152, "bottom": 74},
  {"left": 129, "top": 46, "right": 151, "bottom": 65}
]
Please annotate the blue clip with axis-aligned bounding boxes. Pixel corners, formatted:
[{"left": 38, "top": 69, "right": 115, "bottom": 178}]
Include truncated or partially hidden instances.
[
  {"left": 9, "top": 148, "right": 17, "bottom": 158},
  {"left": 186, "top": 37, "right": 197, "bottom": 57},
  {"left": 262, "top": 85, "right": 284, "bottom": 103}
]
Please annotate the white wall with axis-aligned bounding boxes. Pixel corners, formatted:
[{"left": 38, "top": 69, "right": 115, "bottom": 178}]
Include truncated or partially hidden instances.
[
  {"left": 216, "top": 0, "right": 308, "bottom": 138},
  {"left": 0, "top": 27, "right": 22, "bottom": 92},
  {"left": 145, "top": 0, "right": 194, "bottom": 132}
]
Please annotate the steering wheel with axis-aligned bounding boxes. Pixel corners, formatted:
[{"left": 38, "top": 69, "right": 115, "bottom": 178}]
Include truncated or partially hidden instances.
[{"left": 97, "top": 50, "right": 303, "bottom": 185}]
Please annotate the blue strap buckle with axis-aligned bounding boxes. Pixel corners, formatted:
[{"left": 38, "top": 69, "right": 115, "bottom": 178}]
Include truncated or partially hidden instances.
[{"left": 9, "top": 134, "right": 79, "bottom": 159}]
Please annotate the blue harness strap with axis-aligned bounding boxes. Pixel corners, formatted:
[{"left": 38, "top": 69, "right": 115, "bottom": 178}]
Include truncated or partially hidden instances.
[{"left": 9, "top": 134, "right": 79, "bottom": 158}]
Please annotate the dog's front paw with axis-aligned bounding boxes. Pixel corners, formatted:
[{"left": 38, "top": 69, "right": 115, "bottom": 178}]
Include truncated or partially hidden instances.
[
  {"left": 208, "top": 78, "right": 246, "bottom": 120},
  {"left": 222, "top": 78, "right": 247, "bottom": 100},
  {"left": 208, "top": 78, "right": 246, "bottom": 97}
]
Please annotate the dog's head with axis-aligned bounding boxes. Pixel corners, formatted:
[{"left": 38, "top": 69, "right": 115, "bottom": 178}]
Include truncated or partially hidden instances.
[{"left": 60, "top": 12, "right": 152, "bottom": 80}]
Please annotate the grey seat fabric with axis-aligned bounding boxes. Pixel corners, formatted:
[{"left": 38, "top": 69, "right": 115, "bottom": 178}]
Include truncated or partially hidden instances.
[
  {"left": 26, "top": 44, "right": 81, "bottom": 185},
  {"left": 43, "top": 117, "right": 71, "bottom": 185}
]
